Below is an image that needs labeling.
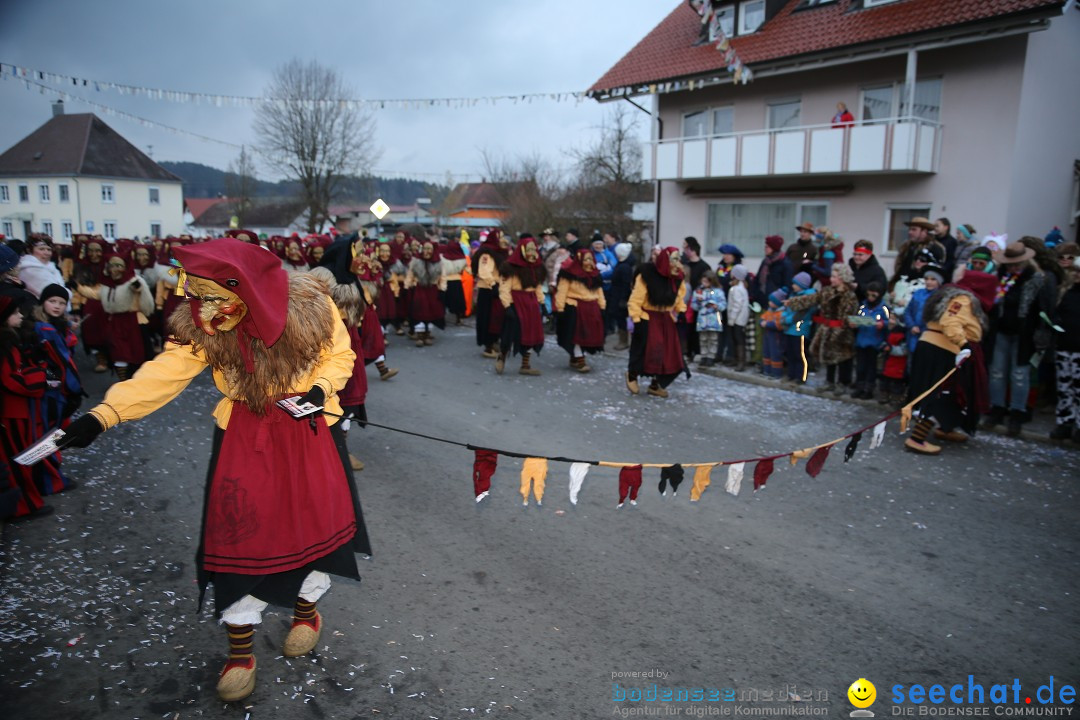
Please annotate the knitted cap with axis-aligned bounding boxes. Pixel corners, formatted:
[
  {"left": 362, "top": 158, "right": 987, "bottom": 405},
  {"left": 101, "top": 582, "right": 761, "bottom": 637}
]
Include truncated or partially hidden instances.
[
  {"left": 768, "top": 288, "right": 788, "bottom": 305},
  {"left": 765, "top": 235, "right": 784, "bottom": 253},
  {"left": 39, "top": 283, "right": 70, "bottom": 303},
  {"left": 731, "top": 264, "right": 748, "bottom": 281},
  {"left": 0, "top": 243, "right": 17, "bottom": 273},
  {"left": 792, "top": 272, "right": 812, "bottom": 290}
]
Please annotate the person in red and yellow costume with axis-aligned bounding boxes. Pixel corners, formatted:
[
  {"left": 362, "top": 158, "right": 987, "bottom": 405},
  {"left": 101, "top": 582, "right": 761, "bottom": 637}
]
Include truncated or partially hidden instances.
[
  {"left": 495, "top": 234, "right": 546, "bottom": 376},
  {"left": 626, "top": 247, "right": 689, "bottom": 398},
  {"left": 375, "top": 241, "right": 407, "bottom": 336},
  {"left": 555, "top": 247, "right": 606, "bottom": 373},
  {"left": 404, "top": 240, "right": 446, "bottom": 346},
  {"left": 57, "top": 239, "right": 372, "bottom": 704},
  {"left": 471, "top": 229, "right": 510, "bottom": 358}
]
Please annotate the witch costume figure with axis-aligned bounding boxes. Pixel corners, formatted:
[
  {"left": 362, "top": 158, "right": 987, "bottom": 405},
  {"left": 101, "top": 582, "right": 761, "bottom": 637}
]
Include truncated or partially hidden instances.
[
  {"left": 555, "top": 247, "right": 606, "bottom": 373},
  {"left": 58, "top": 239, "right": 372, "bottom": 704},
  {"left": 625, "top": 246, "right": 689, "bottom": 398},
  {"left": 495, "top": 235, "right": 546, "bottom": 376}
]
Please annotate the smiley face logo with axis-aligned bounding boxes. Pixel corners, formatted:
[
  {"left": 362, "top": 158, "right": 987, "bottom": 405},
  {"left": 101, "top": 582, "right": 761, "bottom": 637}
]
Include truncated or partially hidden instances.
[{"left": 848, "top": 678, "right": 876, "bottom": 709}]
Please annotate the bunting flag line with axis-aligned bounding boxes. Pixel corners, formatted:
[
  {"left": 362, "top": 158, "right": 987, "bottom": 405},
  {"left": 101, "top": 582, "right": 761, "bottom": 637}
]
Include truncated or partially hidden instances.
[{"left": 0, "top": 61, "right": 588, "bottom": 111}]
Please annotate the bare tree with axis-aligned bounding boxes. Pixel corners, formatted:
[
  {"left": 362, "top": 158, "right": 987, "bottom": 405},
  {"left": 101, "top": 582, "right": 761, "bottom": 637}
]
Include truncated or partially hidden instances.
[
  {"left": 564, "top": 104, "right": 650, "bottom": 240},
  {"left": 224, "top": 146, "right": 257, "bottom": 226},
  {"left": 254, "top": 59, "right": 379, "bottom": 233},
  {"left": 477, "top": 149, "right": 564, "bottom": 237}
]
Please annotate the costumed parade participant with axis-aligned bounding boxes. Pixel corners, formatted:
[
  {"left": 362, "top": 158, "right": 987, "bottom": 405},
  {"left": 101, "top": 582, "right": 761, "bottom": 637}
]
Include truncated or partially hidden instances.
[
  {"left": 439, "top": 239, "right": 469, "bottom": 326},
  {"left": 27, "top": 283, "right": 83, "bottom": 496},
  {"left": 904, "top": 281, "right": 990, "bottom": 454},
  {"left": 375, "top": 242, "right": 407, "bottom": 336},
  {"left": 495, "top": 234, "right": 546, "bottom": 376},
  {"left": 472, "top": 229, "right": 510, "bottom": 358},
  {"left": 555, "top": 247, "right": 606, "bottom": 373},
  {"left": 626, "top": 246, "right": 689, "bottom": 398},
  {"left": 330, "top": 281, "right": 369, "bottom": 473},
  {"left": 100, "top": 252, "right": 155, "bottom": 380},
  {"left": 404, "top": 240, "right": 445, "bottom": 346},
  {"left": 72, "top": 234, "right": 110, "bottom": 372},
  {"left": 17, "top": 235, "right": 65, "bottom": 298},
  {"left": 282, "top": 236, "right": 310, "bottom": 275},
  {"left": 0, "top": 296, "right": 53, "bottom": 519},
  {"left": 320, "top": 236, "right": 397, "bottom": 380},
  {"left": 57, "top": 238, "right": 372, "bottom": 703}
]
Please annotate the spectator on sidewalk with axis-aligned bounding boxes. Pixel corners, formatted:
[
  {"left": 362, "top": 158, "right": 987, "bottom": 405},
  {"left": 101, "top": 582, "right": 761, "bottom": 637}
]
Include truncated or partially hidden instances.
[
  {"left": 810, "top": 263, "right": 858, "bottom": 395},
  {"left": 752, "top": 235, "right": 793, "bottom": 307},
  {"left": 848, "top": 240, "right": 888, "bottom": 301},
  {"left": 726, "top": 265, "right": 750, "bottom": 372},
  {"left": 851, "top": 281, "right": 889, "bottom": 399},
  {"left": 780, "top": 272, "right": 818, "bottom": 386}
]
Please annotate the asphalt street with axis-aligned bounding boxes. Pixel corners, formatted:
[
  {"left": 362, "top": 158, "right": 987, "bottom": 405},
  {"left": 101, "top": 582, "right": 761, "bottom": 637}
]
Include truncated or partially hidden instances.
[{"left": 2, "top": 324, "right": 1078, "bottom": 719}]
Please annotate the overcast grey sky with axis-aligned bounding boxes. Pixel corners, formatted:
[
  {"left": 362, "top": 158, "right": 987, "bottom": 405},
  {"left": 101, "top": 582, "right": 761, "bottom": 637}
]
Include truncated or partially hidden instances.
[{"left": 0, "top": 0, "right": 675, "bottom": 185}]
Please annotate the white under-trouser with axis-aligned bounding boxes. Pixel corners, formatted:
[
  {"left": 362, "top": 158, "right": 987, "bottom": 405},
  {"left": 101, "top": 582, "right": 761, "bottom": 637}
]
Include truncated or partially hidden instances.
[
  {"left": 219, "top": 571, "right": 331, "bottom": 626},
  {"left": 414, "top": 322, "right": 428, "bottom": 332}
]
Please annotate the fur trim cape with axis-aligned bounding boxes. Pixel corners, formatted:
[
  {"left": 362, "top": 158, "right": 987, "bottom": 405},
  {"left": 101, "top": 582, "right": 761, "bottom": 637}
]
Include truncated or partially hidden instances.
[{"left": 167, "top": 274, "right": 335, "bottom": 415}]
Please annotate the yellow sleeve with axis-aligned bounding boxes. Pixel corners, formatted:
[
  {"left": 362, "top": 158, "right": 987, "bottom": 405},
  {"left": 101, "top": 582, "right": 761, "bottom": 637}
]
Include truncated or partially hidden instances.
[
  {"left": 76, "top": 283, "right": 101, "bottom": 301},
  {"left": 597, "top": 286, "right": 607, "bottom": 311},
  {"left": 534, "top": 283, "right": 544, "bottom": 303},
  {"left": 628, "top": 277, "right": 647, "bottom": 322},
  {"left": 88, "top": 341, "right": 208, "bottom": 430},
  {"left": 404, "top": 268, "right": 417, "bottom": 290},
  {"left": 499, "top": 276, "right": 513, "bottom": 308},
  {"left": 555, "top": 279, "right": 570, "bottom": 312},
  {"left": 437, "top": 272, "right": 448, "bottom": 292},
  {"left": 478, "top": 254, "right": 495, "bottom": 284},
  {"left": 309, "top": 301, "right": 356, "bottom": 400},
  {"left": 674, "top": 281, "right": 688, "bottom": 314}
]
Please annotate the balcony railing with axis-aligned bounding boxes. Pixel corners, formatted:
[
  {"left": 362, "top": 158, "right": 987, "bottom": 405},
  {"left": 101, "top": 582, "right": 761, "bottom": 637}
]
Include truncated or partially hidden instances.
[{"left": 643, "top": 117, "right": 942, "bottom": 182}]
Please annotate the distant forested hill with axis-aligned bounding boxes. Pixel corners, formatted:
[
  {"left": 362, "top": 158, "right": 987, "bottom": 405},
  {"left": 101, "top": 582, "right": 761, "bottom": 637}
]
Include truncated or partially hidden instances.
[{"left": 160, "top": 161, "right": 448, "bottom": 206}]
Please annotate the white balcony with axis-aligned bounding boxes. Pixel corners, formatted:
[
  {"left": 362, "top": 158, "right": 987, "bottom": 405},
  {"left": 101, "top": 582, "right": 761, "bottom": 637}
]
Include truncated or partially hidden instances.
[{"left": 643, "top": 117, "right": 941, "bottom": 182}]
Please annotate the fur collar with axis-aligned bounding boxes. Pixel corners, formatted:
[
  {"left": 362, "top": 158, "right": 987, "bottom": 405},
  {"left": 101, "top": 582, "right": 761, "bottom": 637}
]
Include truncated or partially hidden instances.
[{"left": 167, "top": 273, "right": 335, "bottom": 415}]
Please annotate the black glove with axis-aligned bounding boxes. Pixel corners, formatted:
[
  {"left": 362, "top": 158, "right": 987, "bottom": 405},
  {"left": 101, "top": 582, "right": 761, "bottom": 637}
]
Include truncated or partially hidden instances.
[
  {"left": 61, "top": 395, "right": 83, "bottom": 420},
  {"left": 297, "top": 386, "right": 325, "bottom": 408},
  {"left": 56, "top": 414, "right": 104, "bottom": 449}
]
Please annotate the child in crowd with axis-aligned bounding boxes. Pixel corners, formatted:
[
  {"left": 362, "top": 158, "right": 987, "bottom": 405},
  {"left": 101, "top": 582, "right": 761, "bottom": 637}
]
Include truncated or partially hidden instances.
[
  {"left": 691, "top": 271, "right": 726, "bottom": 367},
  {"left": 760, "top": 289, "right": 787, "bottom": 378},
  {"left": 810, "top": 263, "right": 858, "bottom": 395},
  {"left": 851, "top": 281, "right": 889, "bottom": 399},
  {"left": 880, "top": 314, "right": 908, "bottom": 406},
  {"left": 0, "top": 296, "right": 52, "bottom": 519},
  {"left": 781, "top": 272, "right": 818, "bottom": 385},
  {"left": 905, "top": 266, "right": 943, "bottom": 356},
  {"left": 726, "top": 265, "right": 750, "bottom": 371}
]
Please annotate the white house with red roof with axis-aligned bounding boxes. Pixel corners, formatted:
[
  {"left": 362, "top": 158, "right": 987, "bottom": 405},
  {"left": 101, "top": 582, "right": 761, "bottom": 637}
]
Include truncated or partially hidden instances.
[{"left": 590, "top": 0, "right": 1080, "bottom": 269}]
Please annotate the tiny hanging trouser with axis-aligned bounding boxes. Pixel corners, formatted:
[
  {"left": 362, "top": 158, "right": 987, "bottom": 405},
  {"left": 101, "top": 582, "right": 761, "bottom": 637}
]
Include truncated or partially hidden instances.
[
  {"left": 658, "top": 464, "right": 685, "bottom": 496},
  {"left": 618, "top": 465, "right": 643, "bottom": 505},
  {"left": 520, "top": 458, "right": 548, "bottom": 505}
]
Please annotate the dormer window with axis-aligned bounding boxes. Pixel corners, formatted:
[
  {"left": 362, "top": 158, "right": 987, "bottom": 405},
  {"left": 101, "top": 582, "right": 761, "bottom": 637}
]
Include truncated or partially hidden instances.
[
  {"left": 738, "top": 0, "right": 765, "bottom": 34},
  {"left": 795, "top": 0, "right": 838, "bottom": 9},
  {"left": 863, "top": 0, "right": 901, "bottom": 7},
  {"left": 706, "top": 4, "right": 735, "bottom": 41}
]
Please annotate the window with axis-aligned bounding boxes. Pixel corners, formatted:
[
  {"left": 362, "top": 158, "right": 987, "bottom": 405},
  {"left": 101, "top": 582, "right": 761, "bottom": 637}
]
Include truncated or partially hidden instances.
[
  {"left": 707, "top": 5, "right": 735, "bottom": 40},
  {"left": 885, "top": 205, "right": 931, "bottom": 253},
  {"left": 62, "top": 221, "right": 73, "bottom": 240},
  {"left": 768, "top": 99, "right": 801, "bottom": 130},
  {"left": 18, "top": 184, "right": 29, "bottom": 202},
  {"left": 0, "top": 185, "right": 8, "bottom": 203},
  {"left": 861, "top": 78, "right": 942, "bottom": 123},
  {"left": 682, "top": 106, "right": 734, "bottom": 138},
  {"left": 796, "top": 0, "right": 838, "bottom": 8},
  {"left": 42, "top": 221, "right": 53, "bottom": 237},
  {"left": 150, "top": 222, "right": 162, "bottom": 238},
  {"left": 707, "top": 201, "right": 828, "bottom": 250},
  {"left": 712, "top": 107, "right": 734, "bottom": 135},
  {"left": 738, "top": 0, "right": 765, "bottom": 34},
  {"left": 103, "top": 221, "right": 117, "bottom": 240},
  {"left": 2, "top": 221, "right": 13, "bottom": 238},
  {"left": 58, "top": 183, "right": 69, "bottom": 202},
  {"left": 148, "top": 186, "right": 160, "bottom": 205},
  {"left": 682, "top": 110, "right": 709, "bottom": 138},
  {"left": 101, "top": 183, "right": 115, "bottom": 203},
  {"left": 864, "top": 0, "right": 900, "bottom": 7},
  {"left": 39, "top": 184, "right": 50, "bottom": 203}
]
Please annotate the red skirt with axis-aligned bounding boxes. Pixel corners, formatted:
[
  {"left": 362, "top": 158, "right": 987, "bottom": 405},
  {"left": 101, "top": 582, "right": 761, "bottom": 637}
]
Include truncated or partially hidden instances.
[
  {"left": 376, "top": 282, "right": 402, "bottom": 324},
  {"left": 410, "top": 285, "right": 445, "bottom": 323},
  {"left": 105, "top": 311, "right": 145, "bottom": 365},
  {"left": 573, "top": 300, "right": 605, "bottom": 349},
  {"left": 80, "top": 299, "right": 107, "bottom": 349},
  {"left": 202, "top": 403, "right": 357, "bottom": 575},
  {"left": 511, "top": 290, "right": 544, "bottom": 347},
  {"left": 360, "top": 305, "right": 385, "bottom": 361},
  {"left": 643, "top": 310, "right": 684, "bottom": 376}
]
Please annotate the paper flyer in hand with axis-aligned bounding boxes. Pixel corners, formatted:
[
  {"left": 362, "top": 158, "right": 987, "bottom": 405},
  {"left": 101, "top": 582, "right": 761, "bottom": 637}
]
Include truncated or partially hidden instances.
[
  {"left": 14, "top": 428, "right": 66, "bottom": 466},
  {"left": 276, "top": 396, "right": 324, "bottom": 419}
]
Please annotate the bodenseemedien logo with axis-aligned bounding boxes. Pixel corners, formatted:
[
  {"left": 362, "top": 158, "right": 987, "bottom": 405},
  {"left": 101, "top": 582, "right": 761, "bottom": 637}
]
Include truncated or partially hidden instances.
[{"left": 849, "top": 678, "right": 877, "bottom": 717}]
